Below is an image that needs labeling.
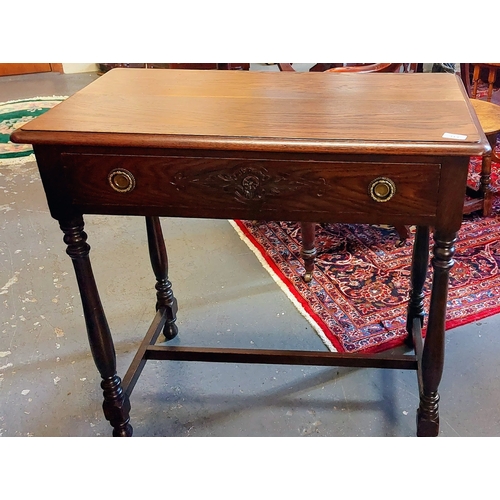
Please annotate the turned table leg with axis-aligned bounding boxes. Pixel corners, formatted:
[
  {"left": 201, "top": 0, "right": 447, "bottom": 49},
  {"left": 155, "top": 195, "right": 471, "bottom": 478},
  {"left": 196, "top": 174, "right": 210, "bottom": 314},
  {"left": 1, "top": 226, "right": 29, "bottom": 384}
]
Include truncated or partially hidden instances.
[
  {"left": 479, "top": 152, "right": 493, "bottom": 217},
  {"left": 300, "top": 222, "right": 317, "bottom": 283},
  {"left": 480, "top": 132, "right": 498, "bottom": 217},
  {"left": 416, "top": 231, "right": 456, "bottom": 437},
  {"left": 60, "top": 216, "right": 132, "bottom": 437},
  {"left": 146, "top": 216, "right": 178, "bottom": 340},
  {"left": 406, "top": 226, "right": 430, "bottom": 348}
]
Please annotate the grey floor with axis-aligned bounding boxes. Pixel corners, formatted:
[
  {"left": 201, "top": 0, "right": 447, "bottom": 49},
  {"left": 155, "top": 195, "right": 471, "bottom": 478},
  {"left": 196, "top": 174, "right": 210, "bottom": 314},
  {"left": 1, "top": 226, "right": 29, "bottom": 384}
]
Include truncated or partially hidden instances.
[{"left": 1, "top": 65, "right": 499, "bottom": 437}]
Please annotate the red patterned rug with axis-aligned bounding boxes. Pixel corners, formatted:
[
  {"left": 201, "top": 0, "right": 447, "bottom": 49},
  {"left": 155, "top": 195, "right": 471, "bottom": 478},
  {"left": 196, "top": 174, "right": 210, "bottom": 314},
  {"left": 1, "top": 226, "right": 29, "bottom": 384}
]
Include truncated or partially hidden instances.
[{"left": 232, "top": 154, "right": 500, "bottom": 354}]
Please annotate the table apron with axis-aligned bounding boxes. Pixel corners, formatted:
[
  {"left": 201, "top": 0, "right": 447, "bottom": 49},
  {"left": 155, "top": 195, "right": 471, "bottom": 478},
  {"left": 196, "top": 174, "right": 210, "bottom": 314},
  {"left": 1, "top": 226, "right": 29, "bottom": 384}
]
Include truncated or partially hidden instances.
[{"left": 61, "top": 153, "right": 442, "bottom": 223}]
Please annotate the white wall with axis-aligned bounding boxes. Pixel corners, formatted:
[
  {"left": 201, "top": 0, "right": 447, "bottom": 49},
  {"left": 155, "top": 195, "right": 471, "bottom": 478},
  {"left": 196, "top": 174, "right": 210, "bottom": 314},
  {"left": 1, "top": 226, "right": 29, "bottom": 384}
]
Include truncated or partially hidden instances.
[{"left": 62, "top": 63, "right": 99, "bottom": 74}]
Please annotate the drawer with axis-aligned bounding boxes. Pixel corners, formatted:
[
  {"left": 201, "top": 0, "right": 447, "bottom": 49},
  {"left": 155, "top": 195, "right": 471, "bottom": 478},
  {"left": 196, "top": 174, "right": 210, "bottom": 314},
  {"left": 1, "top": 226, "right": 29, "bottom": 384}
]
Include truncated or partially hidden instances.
[{"left": 61, "top": 153, "right": 441, "bottom": 221}]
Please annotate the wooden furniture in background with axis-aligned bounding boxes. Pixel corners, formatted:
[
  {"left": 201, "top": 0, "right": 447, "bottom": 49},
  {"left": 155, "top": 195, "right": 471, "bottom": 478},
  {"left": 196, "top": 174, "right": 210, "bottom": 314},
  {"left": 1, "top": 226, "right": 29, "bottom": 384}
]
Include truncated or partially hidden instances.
[
  {"left": 0, "top": 63, "right": 63, "bottom": 76},
  {"left": 10, "top": 69, "right": 489, "bottom": 437},
  {"left": 468, "top": 63, "right": 500, "bottom": 102},
  {"left": 278, "top": 63, "right": 418, "bottom": 73},
  {"left": 460, "top": 63, "right": 500, "bottom": 217},
  {"left": 98, "top": 63, "right": 249, "bottom": 73}
]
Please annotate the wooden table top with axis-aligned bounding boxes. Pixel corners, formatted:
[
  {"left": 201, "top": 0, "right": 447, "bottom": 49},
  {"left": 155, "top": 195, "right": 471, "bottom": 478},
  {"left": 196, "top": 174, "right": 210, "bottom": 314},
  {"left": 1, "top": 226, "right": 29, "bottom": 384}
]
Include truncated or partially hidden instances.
[
  {"left": 11, "top": 69, "right": 489, "bottom": 156},
  {"left": 470, "top": 99, "right": 500, "bottom": 134}
]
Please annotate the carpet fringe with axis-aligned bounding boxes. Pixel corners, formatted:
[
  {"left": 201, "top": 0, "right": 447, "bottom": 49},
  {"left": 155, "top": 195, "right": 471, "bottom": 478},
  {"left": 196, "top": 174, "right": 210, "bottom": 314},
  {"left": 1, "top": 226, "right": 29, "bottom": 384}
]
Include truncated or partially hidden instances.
[
  {"left": 0, "top": 154, "right": 36, "bottom": 165},
  {"left": 1, "top": 96, "right": 68, "bottom": 105},
  {"left": 228, "top": 219, "right": 337, "bottom": 352}
]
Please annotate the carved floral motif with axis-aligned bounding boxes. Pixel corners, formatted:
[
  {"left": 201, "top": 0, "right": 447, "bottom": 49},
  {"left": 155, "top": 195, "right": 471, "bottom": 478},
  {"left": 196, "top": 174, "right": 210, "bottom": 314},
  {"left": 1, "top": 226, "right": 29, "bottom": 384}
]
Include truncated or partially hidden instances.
[{"left": 171, "top": 163, "right": 327, "bottom": 203}]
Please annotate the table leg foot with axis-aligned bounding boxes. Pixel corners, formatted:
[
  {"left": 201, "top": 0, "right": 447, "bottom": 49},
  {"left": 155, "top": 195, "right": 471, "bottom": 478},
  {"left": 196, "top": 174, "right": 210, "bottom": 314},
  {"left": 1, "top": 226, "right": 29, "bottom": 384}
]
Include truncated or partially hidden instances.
[
  {"left": 102, "top": 375, "right": 133, "bottom": 437},
  {"left": 112, "top": 426, "right": 133, "bottom": 437},
  {"left": 303, "top": 272, "right": 313, "bottom": 283},
  {"left": 163, "top": 321, "right": 179, "bottom": 341},
  {"left": 416, "top": 392, "right": 440, "bottom": 437}
]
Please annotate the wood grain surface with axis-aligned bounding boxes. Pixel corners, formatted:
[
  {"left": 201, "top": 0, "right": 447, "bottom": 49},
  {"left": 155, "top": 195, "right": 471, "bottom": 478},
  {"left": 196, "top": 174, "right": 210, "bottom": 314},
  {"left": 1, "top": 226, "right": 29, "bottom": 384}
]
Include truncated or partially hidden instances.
[{"left": 12, "top": 69, "right": 489, "bottom": 156}]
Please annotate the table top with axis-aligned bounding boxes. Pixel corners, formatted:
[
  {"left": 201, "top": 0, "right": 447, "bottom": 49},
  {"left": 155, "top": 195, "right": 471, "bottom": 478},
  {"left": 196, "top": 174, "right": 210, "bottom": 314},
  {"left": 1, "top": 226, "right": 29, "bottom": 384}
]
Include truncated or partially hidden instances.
[
  {"left": 470, "top": 99, "right": 500, "bottom": 134},
  {"left": 11, "top": 68, "right": 489, "bottom": 156}
]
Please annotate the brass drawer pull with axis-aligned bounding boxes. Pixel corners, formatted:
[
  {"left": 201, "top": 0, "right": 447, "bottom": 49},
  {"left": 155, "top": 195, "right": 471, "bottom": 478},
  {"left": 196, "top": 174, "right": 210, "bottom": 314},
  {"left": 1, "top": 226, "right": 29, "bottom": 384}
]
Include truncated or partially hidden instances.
[
  {"left": 108, "top": 168, "right": 136, "bottom": 193},
  {"left": 369, "top": 177, "right": 396, "bottom": 202}
]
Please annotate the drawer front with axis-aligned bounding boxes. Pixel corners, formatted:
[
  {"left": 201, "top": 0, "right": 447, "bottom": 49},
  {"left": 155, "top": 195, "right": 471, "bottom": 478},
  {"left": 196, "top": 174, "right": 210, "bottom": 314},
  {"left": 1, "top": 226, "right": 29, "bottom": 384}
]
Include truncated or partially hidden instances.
[{"left": 61, "top": 153, "right": 441, "bottom": 221}]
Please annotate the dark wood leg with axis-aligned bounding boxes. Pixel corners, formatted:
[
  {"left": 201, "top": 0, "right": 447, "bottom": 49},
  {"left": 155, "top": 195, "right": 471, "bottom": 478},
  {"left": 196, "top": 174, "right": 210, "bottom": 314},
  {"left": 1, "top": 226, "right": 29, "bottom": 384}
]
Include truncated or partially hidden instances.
[
  {"left": 60, "top": 216, "right": 132, "bottom": 437},
  {"left": 394, "top": 224, "right": 409, "bottom": 247},
  {"left": 480, "top": 154, "right": 493, "bottom": 217},
  {"left": 146, "top": 216, "right": 178, "bottom": 340},
  {"left": 487, "top": 67, "right": 496, "bottom": 102},
  {"left": 405, "top": 226, "right": 430, "bottom": 348},
  {"left": 480, "top": 133, "right": 497, "bottom": 217},
  {"left": 416, "top": 231, "right": 456, "bottom": 437},
  {"left": 300, "top": 222, "right": 317, "bottom": 283}
]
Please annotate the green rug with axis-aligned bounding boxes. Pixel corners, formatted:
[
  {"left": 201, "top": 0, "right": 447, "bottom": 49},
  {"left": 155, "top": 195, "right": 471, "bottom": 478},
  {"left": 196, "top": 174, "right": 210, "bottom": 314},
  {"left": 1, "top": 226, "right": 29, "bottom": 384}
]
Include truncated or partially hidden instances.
[{"left": 0, "top": 96, "right": 67, "bottom": 164}]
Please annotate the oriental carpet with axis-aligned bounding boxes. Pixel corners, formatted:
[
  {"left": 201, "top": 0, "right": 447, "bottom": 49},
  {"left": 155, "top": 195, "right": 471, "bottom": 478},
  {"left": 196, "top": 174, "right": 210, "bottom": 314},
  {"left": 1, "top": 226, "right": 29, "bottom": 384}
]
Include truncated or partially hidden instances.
[{"left": 232, "top": 154, "right": 500, "bottom": 354}]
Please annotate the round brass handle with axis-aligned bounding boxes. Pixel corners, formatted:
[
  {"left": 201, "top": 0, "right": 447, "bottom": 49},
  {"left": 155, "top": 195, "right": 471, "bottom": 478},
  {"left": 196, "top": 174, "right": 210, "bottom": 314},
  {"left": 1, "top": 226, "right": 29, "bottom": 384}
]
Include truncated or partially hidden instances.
[
  {"left": 108, "top": 168, "right": 136, "bottom": 193},
  {"left": 368, "top": 177, "right": 396, "bottom": 203}
]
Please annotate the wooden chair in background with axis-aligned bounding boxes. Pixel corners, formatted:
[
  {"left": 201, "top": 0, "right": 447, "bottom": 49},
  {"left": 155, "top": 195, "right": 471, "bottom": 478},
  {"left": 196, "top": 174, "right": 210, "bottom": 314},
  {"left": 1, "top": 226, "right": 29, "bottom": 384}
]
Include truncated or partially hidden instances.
[
  {"left": 277, "top": 63, "right": 417, "bottom": 73},
  {"left": 468, "top": 63, "right": 500, "bottom": 102},
  {"left": 460, "top": 63, "right": 500, "bottom": 218}
]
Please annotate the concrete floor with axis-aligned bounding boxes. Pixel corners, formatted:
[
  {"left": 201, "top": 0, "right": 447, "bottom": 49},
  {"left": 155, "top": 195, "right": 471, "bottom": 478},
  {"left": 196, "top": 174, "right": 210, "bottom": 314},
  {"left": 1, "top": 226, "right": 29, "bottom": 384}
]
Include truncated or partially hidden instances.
[{"left": 1, "top": 65, "right": 500, "bottom": 437}]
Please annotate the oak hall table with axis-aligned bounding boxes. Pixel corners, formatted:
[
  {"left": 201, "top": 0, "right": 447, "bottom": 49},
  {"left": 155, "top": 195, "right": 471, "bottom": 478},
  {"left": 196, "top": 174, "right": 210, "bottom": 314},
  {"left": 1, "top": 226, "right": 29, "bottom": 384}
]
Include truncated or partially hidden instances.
[{"left": 11, "top": 69, "right": 490, "bottom": 437}]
